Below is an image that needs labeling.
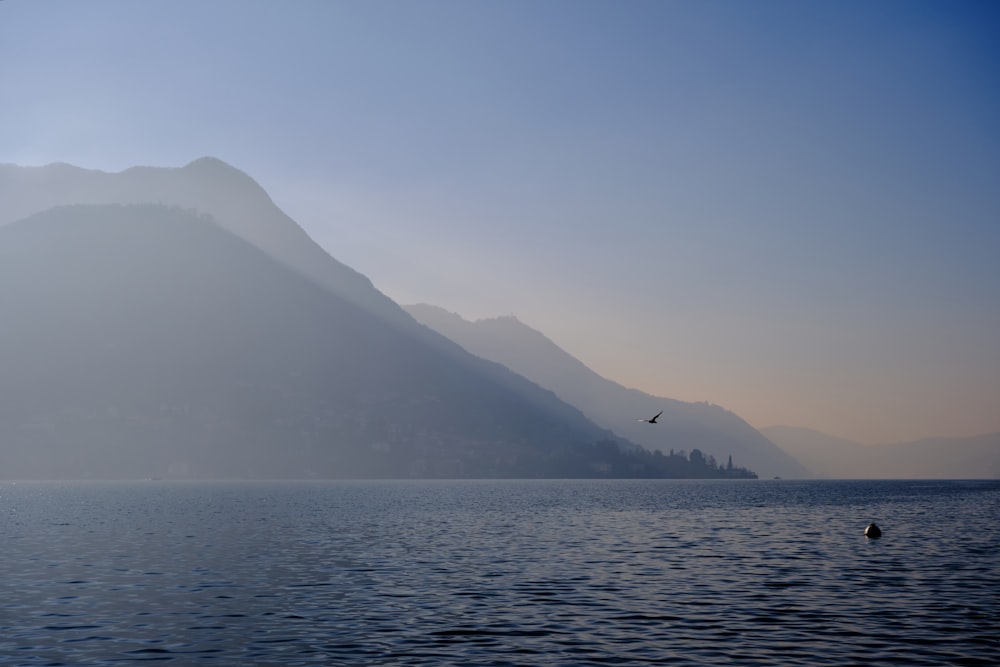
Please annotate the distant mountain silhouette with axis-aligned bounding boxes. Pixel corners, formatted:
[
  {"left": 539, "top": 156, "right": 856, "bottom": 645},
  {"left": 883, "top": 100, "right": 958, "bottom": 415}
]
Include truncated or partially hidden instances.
[
  {"left": 404, "top": 304, "right": 807, "bottom": 478},
  {"left": 0, "top": 158, "right": 761, "bottom": 479},
  {"left": 761, "top": 425, "right": 1000, "bottom": 479}
]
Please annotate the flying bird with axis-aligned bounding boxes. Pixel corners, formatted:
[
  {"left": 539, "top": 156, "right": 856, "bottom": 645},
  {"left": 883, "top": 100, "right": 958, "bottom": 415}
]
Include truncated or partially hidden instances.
[{"left": 637, "top": 410, "right": 663, "bottom": 424}]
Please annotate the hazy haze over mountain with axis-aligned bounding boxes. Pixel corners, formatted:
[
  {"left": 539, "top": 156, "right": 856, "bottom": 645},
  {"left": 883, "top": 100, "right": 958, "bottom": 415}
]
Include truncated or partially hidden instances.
[
  {"left": 0, "top": 200, "right": 642, "bottom": 479},
  {"left": 3, "top": 1, "right": 999, "bottom": 444},
  {"left": 762, "top": 426, "right": 1000, "bottom": 479},
  {"left": 405, "top": 304, "right": 806, "bottom": 479}
]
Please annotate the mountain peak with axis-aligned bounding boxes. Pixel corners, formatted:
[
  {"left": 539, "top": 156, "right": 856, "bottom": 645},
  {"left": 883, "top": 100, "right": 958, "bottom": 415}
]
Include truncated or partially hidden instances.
[
  {"left": 179, "top": 157, "right": 258, "bottom": 187},
  {"left": 183, "top": 156, "right": 231, "bottom": 169}
]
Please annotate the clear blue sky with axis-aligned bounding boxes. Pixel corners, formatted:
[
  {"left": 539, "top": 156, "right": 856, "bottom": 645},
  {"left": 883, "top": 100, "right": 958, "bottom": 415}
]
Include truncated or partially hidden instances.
[{"left": 3, "top": 0, "right": 998, "bottom": 443}]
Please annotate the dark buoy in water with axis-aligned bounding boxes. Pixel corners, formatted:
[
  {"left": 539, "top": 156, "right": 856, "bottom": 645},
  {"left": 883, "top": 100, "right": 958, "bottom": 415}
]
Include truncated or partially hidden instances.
[{"left": 865, "top": 522, "right": 882, "bottom": 539}]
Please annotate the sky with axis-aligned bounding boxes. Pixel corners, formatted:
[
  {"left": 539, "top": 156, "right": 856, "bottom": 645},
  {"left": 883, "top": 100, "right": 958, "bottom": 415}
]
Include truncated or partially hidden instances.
[{"left": 2, "top": 0, "right": 999, "bottom": 444}]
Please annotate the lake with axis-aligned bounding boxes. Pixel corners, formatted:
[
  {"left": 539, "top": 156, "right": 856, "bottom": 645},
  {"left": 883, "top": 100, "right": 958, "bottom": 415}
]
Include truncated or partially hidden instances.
[{"left": 2, "top": 479, "right": 998, "bottom": 665}]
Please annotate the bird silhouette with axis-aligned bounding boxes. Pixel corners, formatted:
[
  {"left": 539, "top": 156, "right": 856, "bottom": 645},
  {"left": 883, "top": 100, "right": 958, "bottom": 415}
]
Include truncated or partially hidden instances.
[{"left": 637, "top": 410, "right": 663, "bottom": 424}]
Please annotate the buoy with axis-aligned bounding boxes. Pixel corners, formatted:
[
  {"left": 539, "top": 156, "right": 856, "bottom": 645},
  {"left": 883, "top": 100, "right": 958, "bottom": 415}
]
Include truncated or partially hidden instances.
[{"left": 865, "top": 522, "right": 881, "bottom": 539}]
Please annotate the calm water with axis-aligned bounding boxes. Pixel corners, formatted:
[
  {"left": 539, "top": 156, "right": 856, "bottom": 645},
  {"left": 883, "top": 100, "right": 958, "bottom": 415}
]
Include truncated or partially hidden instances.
[{"left": 1, "top": 479, "right": 997, "bottom": 666}]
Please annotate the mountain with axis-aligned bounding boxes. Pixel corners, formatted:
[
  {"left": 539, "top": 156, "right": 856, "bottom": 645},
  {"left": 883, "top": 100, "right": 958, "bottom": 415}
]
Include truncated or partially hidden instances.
[
  {"left": 0, "top": 203, "right": 644, "bottom": 479},
  {"left": 404, "top": 304, "right": 807, "bottom": 478},
  {"left": 0, "top": 158, "right": 756, "bottom": 480},
  {"left": 761, "top": 425, "right": 1000, "bottom": 479}
]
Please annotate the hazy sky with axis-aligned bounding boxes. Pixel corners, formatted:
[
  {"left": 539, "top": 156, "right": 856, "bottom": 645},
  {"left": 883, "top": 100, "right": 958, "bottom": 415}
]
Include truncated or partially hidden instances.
[{"left": 3, "top": 0, "right": 998, "bottom": 444}]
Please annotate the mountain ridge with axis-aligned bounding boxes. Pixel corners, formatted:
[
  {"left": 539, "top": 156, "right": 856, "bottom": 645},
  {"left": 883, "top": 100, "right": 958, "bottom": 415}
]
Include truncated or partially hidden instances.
[
  {"left": 405, "top": 303, "right": 806, "bottom": 478},
  {"left": 0, "top": 157, "right": 410, "bottom": 329}
]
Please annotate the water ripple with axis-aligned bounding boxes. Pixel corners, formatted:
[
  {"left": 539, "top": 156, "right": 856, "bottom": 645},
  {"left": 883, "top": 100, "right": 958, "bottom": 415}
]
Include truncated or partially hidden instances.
[{"left": 1, "top": 479, "right": 998, "bottom": 665}]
